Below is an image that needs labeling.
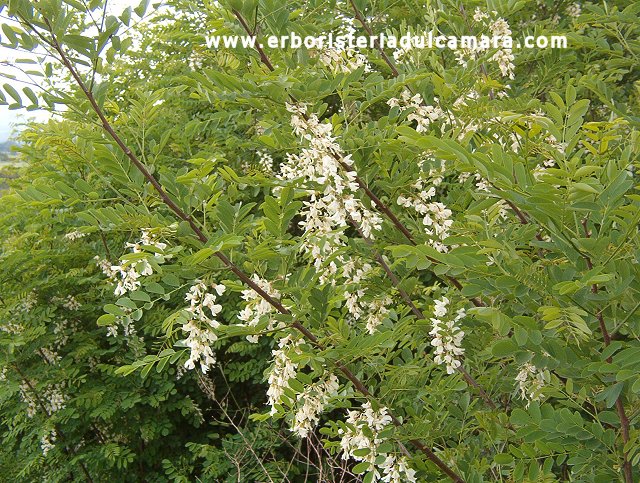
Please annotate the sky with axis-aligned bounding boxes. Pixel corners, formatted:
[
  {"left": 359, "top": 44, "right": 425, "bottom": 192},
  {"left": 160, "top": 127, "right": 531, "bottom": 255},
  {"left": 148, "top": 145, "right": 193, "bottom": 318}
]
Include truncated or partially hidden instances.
[
  {"left": 0, "top": 42, "right": 52, "bottom": 142},
  {"left": 0, "top": 0, "right": 140, "bottom": 142},
  {"left": 0, "top": 104, "right": 51, "bottom": 142}
]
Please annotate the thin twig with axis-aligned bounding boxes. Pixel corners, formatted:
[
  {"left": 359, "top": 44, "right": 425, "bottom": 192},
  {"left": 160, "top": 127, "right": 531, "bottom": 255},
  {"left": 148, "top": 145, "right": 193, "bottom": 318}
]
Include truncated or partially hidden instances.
[{"left": 581, "top": 218, "right": 632, "bottom": 483}]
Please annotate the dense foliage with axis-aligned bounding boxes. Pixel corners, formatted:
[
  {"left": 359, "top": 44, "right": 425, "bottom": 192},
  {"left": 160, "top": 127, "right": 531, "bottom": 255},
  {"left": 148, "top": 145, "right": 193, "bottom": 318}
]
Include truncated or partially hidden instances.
[{"left": 0, "top": 0, "right": 639, "bottom": 481}]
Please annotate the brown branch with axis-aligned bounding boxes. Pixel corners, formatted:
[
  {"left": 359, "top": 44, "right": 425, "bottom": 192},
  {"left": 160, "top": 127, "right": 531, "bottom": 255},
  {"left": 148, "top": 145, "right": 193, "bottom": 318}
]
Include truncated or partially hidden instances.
[
  {"left": 99, "top": 231, "right": 112, "bottom": 260},
  {"left": 347, "top": 0, "right": 399, "bottom": 77},
  {"left": 581, "top": 218, "right": 632, "bottom": 483}
]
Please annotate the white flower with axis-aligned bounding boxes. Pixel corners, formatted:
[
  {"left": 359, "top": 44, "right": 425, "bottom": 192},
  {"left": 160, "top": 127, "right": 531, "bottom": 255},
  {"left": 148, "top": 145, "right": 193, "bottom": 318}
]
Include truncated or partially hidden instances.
[
  {"left": 256, "top": 149, "right": 274, "bottom": 173},
  {"left": 491, "top": 49, "right": 515, "bottom": 79},
  {"left": 20, "top": 383, "right": 67, "bottom": 418},
  {"left": 396, "top": 167, "right": 454, "bottom": 253},
  {"left": 515, "top": 362, "right": 546, "bottom": 407},
  {"left": 317, "top": 47, "right": 371, "bottom": 74},
  {"left": 473, "top": 8, "right": 489, "bottom": 23},
  {"left": 267, "top": 335, "right": 303, "bottom": 414},
  {"left": 237, "top": 275, "right": 282, "bottom": 343},
  {"left": 40, "top": 347, "right": 61, "bottom": 365},
  {"left": 365, "top": 296, "right": 392, "bottom": 334},
  {"left": 429, "top": 297, "right": 465, "bottom": 374},
  {"left": 280, "top": 103, "right": 382, "bottom": 280},
  {"left": 40, "top": 429, "right": 57, "bottom": 456},
  {"left": 338, "top": 402, "right": 416, "bottom": 482},
  {"left": 490, "top": 17, "right": 512, "bottom": 37},
  {"left": 388, "top": 89, "right": 445, "bottom": 133},
  {"left": 64, "top": 230, "right": 86, "bottom": 241},
  {"left": 380, "top": 455, "right": 417, "bottom": 483},
  {"left": 97, "top": 229, "right": 170, "bottom": 296},
  {"left": 291, "top": 374, "right": 339, "bottom": 438},
  {"left": 566, "top": 3, "right": 581, "bottom": 18},
  {"left": 19, "top": 290, "right": 38, "bottom": 313},
  {"left": 62, "top": 295, "right": 81, "bottom": 311},
  {"left": 182, "top": 281, "right": 226, "bottom": 373}
]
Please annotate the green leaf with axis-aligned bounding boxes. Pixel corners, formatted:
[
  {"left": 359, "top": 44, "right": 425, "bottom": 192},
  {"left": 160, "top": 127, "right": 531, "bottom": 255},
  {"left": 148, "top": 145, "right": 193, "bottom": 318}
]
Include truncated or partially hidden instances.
[
  {"left": 494, "top": 453, "right": 514, "bottom": 465},
  {"left": 492, "top": 339, "right": 517, "bottom": 357},
  {"left": 97, "top": 313, "right": 116, "bottom": 326}
]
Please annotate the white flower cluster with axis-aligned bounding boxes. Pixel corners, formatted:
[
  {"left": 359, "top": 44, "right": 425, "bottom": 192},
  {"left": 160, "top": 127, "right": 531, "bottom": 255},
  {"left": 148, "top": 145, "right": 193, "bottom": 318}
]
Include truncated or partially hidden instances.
[
  {"left": 103, "top": 306, "right": 136, "bottom": 339},
  {"left": 182, "top": 281, "right": 226, "bottom": 374},
  {"left": 365, "top": 295, "right": 393, "bottom": 334},
  {"left": 237, "top": 275, "right": 283, "bottom": 343},
  {"left": 40, "top": 429, "right": 57, "bottom": 456},
  {"left": 19, "top": 290, "right": 37, "bottom": 313},
  {"left": 44, "top": 384, "right": 67, "bottom": 414},
  {"left": 566, "top": 3, "right": 581, "bottom": 18},
  {"left": 392, "top": 43, "right": 412, "bottom": 63},
  {"left": 515, "top": 362, "right": 547, "bottom": 407},
  {"left": 95, "top": 229, "right": 169, "bottom": 296},
  {"left": 52, "top": 318, "right": 76, "bottom": 349},
  {"left": 19, "top": 383, "right": 38, "bottom": 418},
  {"left": 379, "top": 455, "right": 418, "bottom": 483},
  {"left": 532, "top": 133, "right": 565, "bottom": 180},
  {"left": 481, "top": 199, "right": 509, "bottom": 223},
  {"left": 342, "top": 259, "right": 372, "bottom": 320},
  {"left": 291, "top": 374, "right": 340, "bottom": 438},
  {"left": 341, "top": 259, "right": 392, "bottom": 334},
  {"left": 429, "top": 297, "right": 465, "bottom": 374},
  {"left": 455, "top": 9, "right": 515, "bottom": 79},
  {"left": 317, "top": 47, "right": 371, "bottom": 74},
  {"left": 267, "top": 335, "right": 303, "bottom": 414},
  {"left": 396, "top": 159, "right": 454, "bottom": 253},
  {"left": 387, "top": 90, "right": 445, "bottom": 133},
  {"left": 339, "top": 402, "right": 416, "bottom": 482},
  {"left": 256, "top": 149, "right": 274, "bottom": 173},
  {"left": 457, "top": 171, "right": 492, "bottom": 192},
  {"left": 64, "top": 230, "right": 87, "bottom": 241},
  {"left": 19, "top": 383, "right": 67, "bottom": 418},
  {"left": 40, "top": 347, "right": 61, "bottom": 365},
  {"left": 52, "top": 295, "right": 81, "bottom": 311},
  {"left": 281, "top": 103, "right": 382, "bottom": 279},
  {"left": 316, "top": 2, "right": 370, "bottom": 74},
  {"left": 489, "top": 17, "right": 515, "bottom": 79}
]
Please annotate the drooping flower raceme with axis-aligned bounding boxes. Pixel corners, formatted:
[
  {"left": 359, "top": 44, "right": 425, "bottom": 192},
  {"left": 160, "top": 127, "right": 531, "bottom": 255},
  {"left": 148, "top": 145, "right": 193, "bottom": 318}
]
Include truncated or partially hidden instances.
[
  {"left": 515, "top": 362, "right": 547, "bottom": 407},
  {"left": 341, "top": 258, "right": 393, "bottom": 334},
  {"left": 315, "top": 2, "right": 371, "bottom": 75},
  {"left": 429, "top": 296, "right": 466, "bottom": 374},
  {"left": 95, "top": 229, "right": 170, "bottom": 296},
  {"left": 267, "top": 335, "right": 303, "bottom": 414},
  {"left": 394, "top": 155, "right": 454, "bottom": 253},
  {"left": 339, "top": 402, "right": 416, "bottom": 482},
  {"left": 365, "top": 295, "right": 393, "bottom": 335},
  {"left": 237, "top": 274, "right": 282, "bottom": 343},
  {"left": 453, "top": 9, "right": 516, "bottom": 79},
  {"left": 182, "top": 281, "right": 226, "bottom": 374},
  {"left": 387, "top": 89, "right": 445, "bottom": 133},
  {"left": 40, "top": 429, "right": 57, "bottom": 456},
  {"left": 64, "top": 230, "right": 86, "bottom": 241},
  {"left": 317, "top": 47, "right": 371, "bottom": 74},
  {"left": 291, "top": 374, "right": 339, "bottom": 438},
  {"left": 20, "top": 382, "right": 67, "bottom": 418},
  {"left": 566, "top": 3, "right": 581, "bottom": 18},
  {"left": 342, "top": 259, "right": 372, "bottom": 320},
  {"left": 280, "top": 103, "right": 382, "bottom": 279}
]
